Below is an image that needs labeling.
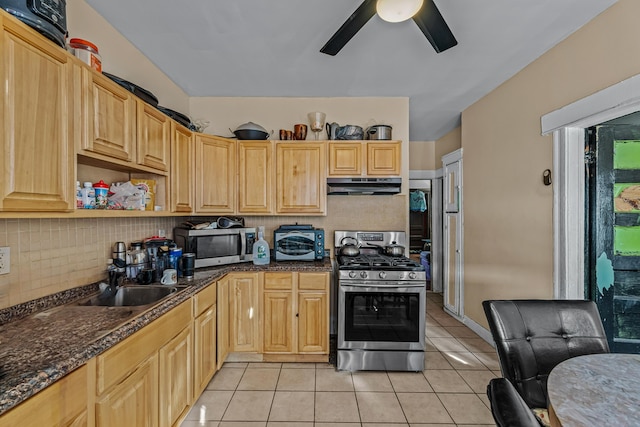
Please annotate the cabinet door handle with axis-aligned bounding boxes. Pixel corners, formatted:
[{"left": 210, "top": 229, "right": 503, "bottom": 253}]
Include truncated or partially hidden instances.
[{"left": 296, "top": 313, "right": 299, "bottom": 317}]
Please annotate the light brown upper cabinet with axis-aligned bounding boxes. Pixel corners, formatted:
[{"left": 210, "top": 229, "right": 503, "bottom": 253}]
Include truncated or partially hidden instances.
[
  {"left": 276, "top": 142, "right": 326, "bottom": 215},
  {"left": 237, "top": 140, "right": 274, "bottom": 214},
  {"left": 0, "top": 14, "right": 74, "bottom": 211},
  {"left": 77, "top": 68, "right": 171, "bottom": 176},
  {"left": 328, "top": 142, "right": 362, "bottom": 176},
  {"left": 194, "top": 134, "right": 235, "bottom": 213},
  {"left": 77, "top": 66, "right": 136, "bottom": 164},
  {"left": 367, "top": 141, "right": 401, "bottom": 176},
  {"left": 137, "top": 101, "right": 170, "bottom": 172},
  {"left": 170, "top": 122, "right": 194, "bottom": 213},
  {"left": 328, "top": 141, "right": 401, "bottom": 177}
]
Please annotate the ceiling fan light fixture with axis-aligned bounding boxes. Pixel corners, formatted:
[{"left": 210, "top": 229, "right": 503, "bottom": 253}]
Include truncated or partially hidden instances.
[{"left": 376, "top": 0, "right": 424, "bottom": 23}]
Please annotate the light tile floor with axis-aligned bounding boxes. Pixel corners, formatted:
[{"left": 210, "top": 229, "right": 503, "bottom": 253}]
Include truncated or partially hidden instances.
[{"left": 181, "top": 292, "right": 499, "bottom": 427}]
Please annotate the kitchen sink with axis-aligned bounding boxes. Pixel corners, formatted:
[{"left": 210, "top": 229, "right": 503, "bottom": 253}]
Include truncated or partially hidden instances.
[{"left": 78, "top": 285, "right": 178, "bottom": 307}]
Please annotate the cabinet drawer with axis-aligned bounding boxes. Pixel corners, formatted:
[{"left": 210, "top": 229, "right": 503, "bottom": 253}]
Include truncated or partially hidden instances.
[
  {"left": 96, "top": 300, "right": 191, "bottom": 395},
  {"left": 264, "top": 272, "right": 294, "bottom": 290},
  {"left": 298, "top": 272, "right": 328, "bottom": 291},
  {"left": 194, "top": 283, "right": 217, "bottom": 317}
]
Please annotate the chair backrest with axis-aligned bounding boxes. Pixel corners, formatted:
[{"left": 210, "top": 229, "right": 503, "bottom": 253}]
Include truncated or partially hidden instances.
[{"left": 483, "top": 299, "right": 609, "bottom": 409}]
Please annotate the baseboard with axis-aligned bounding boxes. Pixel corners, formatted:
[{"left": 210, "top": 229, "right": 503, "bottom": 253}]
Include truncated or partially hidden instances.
[{"left": 462, "top": 315, "right": 494, "bottom": 346}]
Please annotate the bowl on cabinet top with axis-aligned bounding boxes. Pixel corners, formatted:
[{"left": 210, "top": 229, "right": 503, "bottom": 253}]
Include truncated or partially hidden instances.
[{"left": 231, "top": 122, "right": 272, "bottom": 140}]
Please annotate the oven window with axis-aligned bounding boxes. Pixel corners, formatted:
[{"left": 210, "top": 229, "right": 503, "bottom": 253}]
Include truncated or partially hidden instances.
[
  {"left": 196, "top": 234, "right": 240, "bottom": 258},
  {"left": 344, "top": 291, "right": 421, "bottom": 342},
  {"left": 276, "top": 234, "right": 315, "bottom": 256}
]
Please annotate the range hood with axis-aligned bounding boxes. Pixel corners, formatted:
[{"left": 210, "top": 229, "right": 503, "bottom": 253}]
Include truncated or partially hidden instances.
[{"left": 327, "top": 177, "right": 401, "bottom": 195}]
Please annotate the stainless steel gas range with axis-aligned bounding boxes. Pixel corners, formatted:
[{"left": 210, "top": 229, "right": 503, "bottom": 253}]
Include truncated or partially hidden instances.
[{"left": 335, "top": 231, "right": 426, "bottom": 372}]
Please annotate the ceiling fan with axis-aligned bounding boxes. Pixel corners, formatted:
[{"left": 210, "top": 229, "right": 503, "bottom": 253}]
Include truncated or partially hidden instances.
[{"left": 320, "top": 0, "right": 457, "bottom": 56}]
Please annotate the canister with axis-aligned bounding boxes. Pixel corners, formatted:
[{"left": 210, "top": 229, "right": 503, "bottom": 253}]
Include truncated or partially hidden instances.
[
  {"left": 169, "top": 247, "right": 183, "bottom": 275},
  {"left": 93, "top": 180, "right": 109, "bottom": 209},
  {"left": 181, "top": 253, "right": 196, "bottom": 280},
  {"left": 69, "top": 38, "right": 102, "bottom": 73}
]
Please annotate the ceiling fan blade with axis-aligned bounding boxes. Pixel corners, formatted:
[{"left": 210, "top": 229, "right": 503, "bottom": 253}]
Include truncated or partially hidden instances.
[
  {"left": 412, "top": 0, "right": 457, "bottom": 53},
  {"left": 320, "top": 0, "right": 377, "bottom": 56}
]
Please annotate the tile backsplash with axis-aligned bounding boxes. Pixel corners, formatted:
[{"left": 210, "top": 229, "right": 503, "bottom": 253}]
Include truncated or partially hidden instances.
[{"left": 0, "top": 217, "right": 182, "bottom": 308}]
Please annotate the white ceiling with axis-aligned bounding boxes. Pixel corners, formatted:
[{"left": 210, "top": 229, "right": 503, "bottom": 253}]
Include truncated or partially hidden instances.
[{"left": 85, "top": 0, "right": 617, "bottom": 141}]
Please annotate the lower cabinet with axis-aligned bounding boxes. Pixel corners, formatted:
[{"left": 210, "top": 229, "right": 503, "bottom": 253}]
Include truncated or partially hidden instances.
[
  {"left": 95, "top": 299, "right": 191, "bottom": 427},
  {"left": 96, "top": 354, "right": 159, "bottom": 427},
  {"left": 263, "top": 272, "right": 329, "bottom": 356},
  {"left": 0, "top": 270, "right": 329, "bottom": 425},
  {"left": 229, "top": 273, "right": 261, "bottom": 353},
  {"left": 298, "top": 291, "right": 328, "bottom": 353},
  {"left": 263, "top": 272, "right": 294, "bottom": 353},
  {"left": 193, "top": 284, "right": 217, "bottom": 398},
  {"left": 217, "top": 275, "right": 230, "bottom": 370},
  {"left": 159, "top": 327, "right": 192, "bottom": 427},
  {"left": 0, "top": 364, "right": 89, "bottom": 427}
]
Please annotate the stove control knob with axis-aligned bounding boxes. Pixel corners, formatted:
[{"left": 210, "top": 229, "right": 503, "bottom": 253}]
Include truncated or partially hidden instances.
[
  {"left": 409, "top": 272, "right": 417, "bottom": 280},
  {"left": 379, "top": 271, "right": 387, "bottom": 279},
  {"left": 348, "top": 271, "right": 357, "bottom": 279},
  {"left": 360, "top": 271, "right": 368, "bottom": 279}
]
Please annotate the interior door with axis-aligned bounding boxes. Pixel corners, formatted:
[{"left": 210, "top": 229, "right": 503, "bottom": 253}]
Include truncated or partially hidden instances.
[
  {"left": 442, "top": 150, "right": 463, "bottom": 318},
  {"left": 586, "top": 123, "right": 640, "bottom": 353}
]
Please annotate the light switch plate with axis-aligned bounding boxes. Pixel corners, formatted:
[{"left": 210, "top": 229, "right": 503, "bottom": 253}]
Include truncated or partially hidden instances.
[{"left": 0, "top": 247, "right": 10, "bottom": 275}]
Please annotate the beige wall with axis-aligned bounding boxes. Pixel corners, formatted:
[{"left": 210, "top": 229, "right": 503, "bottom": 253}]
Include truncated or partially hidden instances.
[
  {"left": 409, "top": 141, "right": 436, "bottom": 171},
  {"left": 462, "top": 0, "right": 640, "bottom": 328},
  {"left": 436, "top": 127, "right": 461, "bottom": 166},
  {"left": 67, "top": 0, "right": 189, "bottom": 112}
]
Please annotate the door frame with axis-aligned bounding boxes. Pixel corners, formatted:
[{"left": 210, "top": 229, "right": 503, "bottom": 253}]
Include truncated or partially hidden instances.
[
  {"left": 542, "top": 73, "right": 640, "bottom": 299},
  {"left": 442, "top": 149, "right": 464, "bottom": 318},
  {"left": 410, "top": 169, "right": 443, "bottom": 293}
]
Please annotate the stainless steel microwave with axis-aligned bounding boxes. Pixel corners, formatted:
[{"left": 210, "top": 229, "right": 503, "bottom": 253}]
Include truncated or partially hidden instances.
[
  {"left": 274, "top": 225, "right": 324, "bottom": 261},
  {"left": 173, "top": 227, "right": 256, "bottom": 268}
]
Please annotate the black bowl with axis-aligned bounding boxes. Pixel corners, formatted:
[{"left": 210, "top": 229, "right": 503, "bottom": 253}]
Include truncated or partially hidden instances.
[{"left": 233, "top": 129, "right": 269, "bottom": 140}]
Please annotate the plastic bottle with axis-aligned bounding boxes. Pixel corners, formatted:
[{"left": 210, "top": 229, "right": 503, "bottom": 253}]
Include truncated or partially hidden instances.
[
  {"left": 81, "top": 182, "right": 95, "bottom": 209},
  {"left": 252, "top": 226, "right": 270, "bottom": 265},
  {"left": 76, "top": 181, "right": 83, "bottom": 209}
]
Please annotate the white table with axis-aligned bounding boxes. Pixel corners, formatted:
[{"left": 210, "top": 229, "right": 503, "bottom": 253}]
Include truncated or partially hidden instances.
[{"left": 547, "top": 353, "right": 640, "bottom": 426}]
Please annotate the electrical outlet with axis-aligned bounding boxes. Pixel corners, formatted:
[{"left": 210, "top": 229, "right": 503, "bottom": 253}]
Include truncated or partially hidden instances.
[{"left": 0, "top": 247, "right": 10, "bottom": 275}]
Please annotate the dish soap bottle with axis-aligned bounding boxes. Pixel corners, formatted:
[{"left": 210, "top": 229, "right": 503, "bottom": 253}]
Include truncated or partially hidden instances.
[{"left": 252, "top": 226, "right": 270, "bottom": 265}]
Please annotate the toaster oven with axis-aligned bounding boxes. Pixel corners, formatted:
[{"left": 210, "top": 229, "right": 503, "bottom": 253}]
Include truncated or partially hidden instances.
[{"left": 274, "top": 225, "right": 324, "bottom": 261}]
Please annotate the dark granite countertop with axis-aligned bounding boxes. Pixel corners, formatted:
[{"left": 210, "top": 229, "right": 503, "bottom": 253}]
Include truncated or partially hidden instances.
[{"left": 0, "top": 259, "right": 333, "bottom": 415}]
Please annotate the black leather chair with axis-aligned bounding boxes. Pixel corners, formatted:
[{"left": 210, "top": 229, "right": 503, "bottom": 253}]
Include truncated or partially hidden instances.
[{"left": 483, "top": 300, "right": 610, "bottom": 427}]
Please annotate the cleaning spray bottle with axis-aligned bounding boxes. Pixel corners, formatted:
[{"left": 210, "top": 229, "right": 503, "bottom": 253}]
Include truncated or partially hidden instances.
[{"left": 252, "top": 226, "right": 270, "bottom": 265}]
